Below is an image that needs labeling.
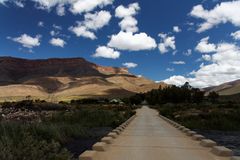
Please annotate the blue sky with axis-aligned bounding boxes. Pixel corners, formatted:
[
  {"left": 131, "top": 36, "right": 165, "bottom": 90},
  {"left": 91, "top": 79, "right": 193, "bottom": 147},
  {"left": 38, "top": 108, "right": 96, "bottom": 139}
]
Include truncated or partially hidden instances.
[{"left": 1, "top": 0, "right": 240, "bottom": 88}]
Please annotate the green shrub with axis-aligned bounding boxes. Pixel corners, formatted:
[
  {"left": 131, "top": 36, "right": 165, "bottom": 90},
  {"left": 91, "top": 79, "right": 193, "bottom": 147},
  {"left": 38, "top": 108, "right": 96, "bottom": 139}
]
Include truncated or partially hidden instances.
[
  {"left": 0, "top": 102, "right": 135, "bottom": 159},
  {"left": 0, "top": 132, "right": 72, "bottom": 160},
  {"left": 157, "top": 103, "right": 240, "bottom": 131}
]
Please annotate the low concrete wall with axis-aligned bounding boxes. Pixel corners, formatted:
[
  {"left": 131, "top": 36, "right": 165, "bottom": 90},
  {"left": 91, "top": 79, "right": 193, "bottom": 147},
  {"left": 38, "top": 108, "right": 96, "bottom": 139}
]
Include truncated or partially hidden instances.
[
  {"left": 78, "top": 114, "right": 136, "bottom": 160},
  {"left": 159, "top": 114, "right": 238, "bottom": 159}
]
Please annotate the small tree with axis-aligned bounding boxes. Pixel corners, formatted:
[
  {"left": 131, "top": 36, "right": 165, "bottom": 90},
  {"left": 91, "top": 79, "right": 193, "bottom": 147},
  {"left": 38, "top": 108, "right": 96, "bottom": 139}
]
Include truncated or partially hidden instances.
[
  {"left": 192, "top": 88, "right": 204, "bottom": 103},
  {"left": 129, "top": 94, "right": 144, "bottom": 105},
  {"left": 181, "top": 82, "right": 192, "bottom": 103},
  {"left": 181, "top": 82, "right": 192, "bottom": 90},
  {"left": 208, "top": 91, "right": 219, "bottom": 103}
]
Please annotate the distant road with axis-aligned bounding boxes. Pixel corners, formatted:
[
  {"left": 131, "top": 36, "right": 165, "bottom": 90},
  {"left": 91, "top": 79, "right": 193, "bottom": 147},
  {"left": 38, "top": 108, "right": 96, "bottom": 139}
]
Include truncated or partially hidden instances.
[{"left": 95, "top": 106, "right": 230, "bottom": 160}]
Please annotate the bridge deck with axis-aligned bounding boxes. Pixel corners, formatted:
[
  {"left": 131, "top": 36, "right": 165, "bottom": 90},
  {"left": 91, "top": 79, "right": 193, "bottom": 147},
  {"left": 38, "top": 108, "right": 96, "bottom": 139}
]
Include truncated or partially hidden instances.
[{"left": 95, "top": 106, "right": 230, "bottom": 160}]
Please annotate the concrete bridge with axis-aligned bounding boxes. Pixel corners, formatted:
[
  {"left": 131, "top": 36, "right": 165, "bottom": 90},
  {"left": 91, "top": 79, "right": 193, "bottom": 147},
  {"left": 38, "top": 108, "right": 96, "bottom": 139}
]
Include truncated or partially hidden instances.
[{"left": 79, "top": 106, "right": 239, "bottom": 160}]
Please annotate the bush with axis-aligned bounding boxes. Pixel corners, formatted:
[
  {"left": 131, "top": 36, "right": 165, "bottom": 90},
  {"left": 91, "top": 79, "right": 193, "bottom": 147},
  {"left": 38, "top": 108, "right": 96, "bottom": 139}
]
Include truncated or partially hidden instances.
[
  {"left": 0, "top": 104, "right": 135, "bottom": 159},
  {"left": 46, "top": 108, "right": 129, "bottom": 128},
  {"left": 157, "top": 103, "right": 240, "bottom": 131},
  {"left": 0, "top": 132, "right": 72, "bottom": 160},
  {"left": 70, "top": 98, "right": 109, "bottom": 105},
  {"left": 1, "top": 100, "right": 67, "bottom": 111},
  {"left": 208, "top": 91, "right": 219, "bottom": 103}
]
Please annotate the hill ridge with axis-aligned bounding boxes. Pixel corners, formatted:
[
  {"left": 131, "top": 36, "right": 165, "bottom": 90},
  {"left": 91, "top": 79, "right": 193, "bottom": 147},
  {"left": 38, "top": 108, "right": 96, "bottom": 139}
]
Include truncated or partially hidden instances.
[
  {"left": 205, "top": 79, "right": 240, "bottom": 95},
  {"left": 0, "top": 56, "right": 166, "bottom": 101}
]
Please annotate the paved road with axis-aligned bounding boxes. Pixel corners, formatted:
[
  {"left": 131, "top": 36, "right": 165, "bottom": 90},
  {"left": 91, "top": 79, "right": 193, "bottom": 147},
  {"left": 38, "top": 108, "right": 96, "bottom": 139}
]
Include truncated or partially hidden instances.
[{"left": 95, "top": 106, "right": 230, "bottom": 160}]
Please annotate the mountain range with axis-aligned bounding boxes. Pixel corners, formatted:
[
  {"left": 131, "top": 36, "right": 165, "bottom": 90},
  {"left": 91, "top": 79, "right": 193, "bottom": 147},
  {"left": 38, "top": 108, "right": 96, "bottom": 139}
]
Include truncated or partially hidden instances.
[
  {"left": 0, "top": 57, "right": 166, "bottom": 102},
  {"left": 204, "top": 79, "right": 240, "bottom": 96}
]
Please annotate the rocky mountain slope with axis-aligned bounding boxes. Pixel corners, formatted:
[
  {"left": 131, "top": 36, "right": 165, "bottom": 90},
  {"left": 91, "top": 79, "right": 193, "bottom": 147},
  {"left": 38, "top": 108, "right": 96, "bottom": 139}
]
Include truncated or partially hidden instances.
[
  {"left": 205, "top": 79, "right": 240, "bottom": 95},
  {"left": 0, "top": 57, "right": 166, "bottom": 101}
]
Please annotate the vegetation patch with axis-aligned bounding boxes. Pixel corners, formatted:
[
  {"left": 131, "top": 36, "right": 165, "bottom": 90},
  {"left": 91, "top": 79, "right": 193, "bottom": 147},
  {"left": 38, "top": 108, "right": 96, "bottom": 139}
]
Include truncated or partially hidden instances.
[
  {"left": 0, "top": 100, "right": 136, "bottom": 160},
  {"left": 155, "top": 103, "right": 240, "bottom": 131}
]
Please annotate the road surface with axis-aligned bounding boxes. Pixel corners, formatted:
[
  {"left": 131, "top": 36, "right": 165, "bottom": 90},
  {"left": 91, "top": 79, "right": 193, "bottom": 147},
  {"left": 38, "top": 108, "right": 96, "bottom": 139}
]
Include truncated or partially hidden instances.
[{"left": 95, "top": 106, "right": 230, "bottom": 160}]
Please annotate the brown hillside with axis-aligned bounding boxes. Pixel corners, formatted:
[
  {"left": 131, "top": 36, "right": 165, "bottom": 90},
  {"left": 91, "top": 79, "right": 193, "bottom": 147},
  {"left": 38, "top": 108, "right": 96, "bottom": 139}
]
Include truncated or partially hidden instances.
[
  {"left": 0, "top": 57, "right": 166, "bottom": 101},
  {"left": 205, "top": 79, "right": 240, "bottom": 95}
]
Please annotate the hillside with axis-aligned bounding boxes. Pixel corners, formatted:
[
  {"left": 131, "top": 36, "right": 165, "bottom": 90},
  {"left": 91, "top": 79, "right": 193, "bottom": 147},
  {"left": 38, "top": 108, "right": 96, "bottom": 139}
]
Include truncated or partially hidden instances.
[
  {"left": 0, "top": 57, "right": 166, "bottom": 101},
  {"left": 205, "top": 79, "right": 240, "bottom": 95}
]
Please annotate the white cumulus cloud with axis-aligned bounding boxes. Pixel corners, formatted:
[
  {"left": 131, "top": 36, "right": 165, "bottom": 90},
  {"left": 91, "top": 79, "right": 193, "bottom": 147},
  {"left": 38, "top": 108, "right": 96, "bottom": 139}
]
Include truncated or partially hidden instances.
[
  {"left": 14, "top": 0, "right": 24, "bottom": 7},
  {"left": 0, "top": 0, "right": 24, "bottom": 7},
  {"left": 53, "top": 24, "right": 62, "bottom": 30},
  {"left": 173, "top": 26, "right": 181, "bottom": 33},
  {"left": 108, "top": 31, "right": 157, "bottom": 51},
  {"left": 70, "top": 0, "right": 113, "bottom": 14},
  {"left": 231, "top": 30, "right": 240, "bottom": 40},
  {"left": 69, "top": 25, "right": 96, "bottom": 40},
  {"left": 158, "top": 33, "right": 176, "bottom": 54},
  {"left": 8, "top": 34, "right": 41, "bottom": 48},
  {"left": 0, "top": 0, "right": 7, "bottom": 5},
  {"left": 183, "top": 49, "right": 192, "bottom": 56},
  {"left": 50, "top": 30, "right": 59, "bottom": 36},
  {"left": 32, "top": 0, "right": 113, "bottom": 15},
  {"left": 69, "top": 10, "right": 111, "bottom": 39},
  {"left": 115, "top": 3, "right": 140, "bottom": 33},
  {"left": 172, "top": 61, "right": 185, "bottom": 65},
  {"left": 164, "top": 75, "right": 189, "bottom": 86},
  {"left": 49, "top": 38, "right": 66, "bottom": 47},
  {"left": 93, "top": 46, "right": 120, "bottom": 59},
  {"left": 32, "top": 0, "right": 64, "bottom": 9},
  {"left": 195, "top": 36, "right": 216, "bottom": 53},
  {"left": 190, "top": 1, "right": 240, "bottom": 32},
  {"left": 164, "top": 42, "right": 240, "bottom": 88},
  {"left": 202, "top": 54, "right": 212, "bottom": 61},
  {"left": 84, "top": 10, "right": 111, "bottom": 30},
  {"left": 56, "top": 4, "right": 65, "bottom": 16},
  {"left": 115, "top": 2, "right": 139, "bottom": 18},
  {"left": 166, "top": 68, "right": 175, "bottom": 72},
  {"left": 119, "top": 16, "right": 138, "bottom": 33},
  {"left": 122, "top": 62, "right": 138, "bottom": 68}
]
